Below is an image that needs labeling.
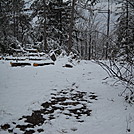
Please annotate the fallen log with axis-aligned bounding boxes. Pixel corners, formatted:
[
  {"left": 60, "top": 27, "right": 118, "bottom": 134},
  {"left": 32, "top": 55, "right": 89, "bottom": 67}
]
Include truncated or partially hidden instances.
[
  {"left": 10, "top": 62, "right": 31, "bottom": 67},
  {"left": 5, "top": 58, "right": 26, "bottom": 61},
  {"left": 29, "top": 58, "right": 43, "bottom": 61},
  {"left": 33, "top": 62, "right": 54, "bottom": 67}
]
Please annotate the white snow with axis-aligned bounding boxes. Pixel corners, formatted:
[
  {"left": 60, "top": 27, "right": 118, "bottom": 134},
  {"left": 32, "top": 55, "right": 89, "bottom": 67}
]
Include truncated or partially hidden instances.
[{"left": 0, "top": 56, "right": 134, "bottom": 134}]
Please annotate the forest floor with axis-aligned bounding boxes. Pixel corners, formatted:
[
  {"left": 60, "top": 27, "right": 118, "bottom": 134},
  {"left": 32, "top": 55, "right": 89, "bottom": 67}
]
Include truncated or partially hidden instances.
[{"left": 0, "top": 55, "right": 134, "bottom": 134}]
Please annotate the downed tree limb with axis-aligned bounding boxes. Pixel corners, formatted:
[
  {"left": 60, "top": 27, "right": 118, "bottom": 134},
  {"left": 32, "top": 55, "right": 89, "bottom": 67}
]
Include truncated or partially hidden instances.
[
  {"left": 33, "top": 62, "right": 54, "bottom": 67},
  {"left": 10, "top": 62, "right": 31, "bottom": 67},
  {"left": 95, "top": 60, "right": 134, "bottom": 86}
]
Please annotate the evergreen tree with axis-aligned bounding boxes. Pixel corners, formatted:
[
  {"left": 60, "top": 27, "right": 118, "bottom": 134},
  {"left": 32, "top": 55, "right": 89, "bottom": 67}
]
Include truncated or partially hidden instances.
[
  {"left": 0, "top": 0, "right": 12, "bottom": 52},
  {"left": 116, "top": 0, "right": 134, "bottom": 62},
  {"left": 30, "top": 0, "right": 71, "bottom": 52},
  {"left": 0, "top": 0, "right": 32, "bottom": 52}
]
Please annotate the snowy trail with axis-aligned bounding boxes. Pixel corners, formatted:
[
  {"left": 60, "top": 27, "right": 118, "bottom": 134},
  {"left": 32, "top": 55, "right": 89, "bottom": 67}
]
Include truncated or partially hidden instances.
[{"left": 0, "top": 57, "right": 134, "bottom": 134}]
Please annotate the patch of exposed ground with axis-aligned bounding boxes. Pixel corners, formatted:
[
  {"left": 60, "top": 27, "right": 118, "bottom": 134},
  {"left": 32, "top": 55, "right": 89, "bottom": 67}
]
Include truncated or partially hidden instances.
[{"left": 0, "top": 88, "right": 98, "bottom": 134}]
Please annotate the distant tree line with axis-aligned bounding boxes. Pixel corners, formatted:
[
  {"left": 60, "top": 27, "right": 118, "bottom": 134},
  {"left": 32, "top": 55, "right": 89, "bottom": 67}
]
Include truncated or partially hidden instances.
[{"left": 0, "top": 0, "right": 133, "bottom": 61}]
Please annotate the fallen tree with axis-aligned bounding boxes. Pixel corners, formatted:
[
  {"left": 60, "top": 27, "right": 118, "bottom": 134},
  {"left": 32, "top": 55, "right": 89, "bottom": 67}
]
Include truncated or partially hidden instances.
[
  {"left": 33, "top": 62, "right": 54, "bottom": 67},
  {"left": 10, "top": 62, "right": 31, "bottom": 67}
]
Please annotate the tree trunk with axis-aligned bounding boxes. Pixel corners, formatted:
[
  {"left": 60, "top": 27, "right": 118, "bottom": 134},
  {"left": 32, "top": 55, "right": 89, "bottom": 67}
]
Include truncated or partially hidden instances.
[
  {"left": 88, "top": 34, "right": 91, "bottom": 60},
  {"left": 68, "top": 0, "right": 76, "bottom": 52},
  {"left": 13, "top": 9, "right": 16, "bottom": 38},
  {"left": 106, "top": 0, "right": 110, "bottom": 59},
  {"left": 43, "top": 0, "right": 47, "bottom": 52},
  {"left": 125, "top": 0, "right": 129, "bottom": 61},
  {"left": 59, "top": 0, "right": 63, "bottom": 46}
]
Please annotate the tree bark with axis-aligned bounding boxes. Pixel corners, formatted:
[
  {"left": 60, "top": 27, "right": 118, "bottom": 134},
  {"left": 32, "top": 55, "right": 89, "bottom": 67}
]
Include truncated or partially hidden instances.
[
  {"left": 43, "top": 0, "right": 47, "bottom": 52},
  {"left": 68, "top": 0, "right": 76, "bottom": 52},
  {"left": 106, "top": 0, "right": 110, "bottom": 59}
]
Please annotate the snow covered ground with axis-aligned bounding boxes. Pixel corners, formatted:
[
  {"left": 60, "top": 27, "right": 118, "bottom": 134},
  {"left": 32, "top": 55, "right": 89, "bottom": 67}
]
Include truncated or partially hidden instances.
[{"left": 0, "top": 56, "right": 134, "bottom": 134}]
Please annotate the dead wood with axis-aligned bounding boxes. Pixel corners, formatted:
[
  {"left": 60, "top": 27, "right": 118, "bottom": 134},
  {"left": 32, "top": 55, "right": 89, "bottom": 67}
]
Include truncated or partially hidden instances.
[
  {"left": 10, "top": 62, "right": 31, "bottom": 67},
  {"left": 33, "top": 62, "right": 54, "bottom": 67}
]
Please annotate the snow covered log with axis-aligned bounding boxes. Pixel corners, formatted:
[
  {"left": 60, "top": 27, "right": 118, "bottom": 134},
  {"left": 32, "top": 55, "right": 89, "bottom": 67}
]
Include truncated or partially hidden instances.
[
  {"left": 33, "top": 62, "right": 54, "bottom": 67},
  {"left": 5, "top": 58, "right": 26, "bottom": 61},
  {"left": 29, "top": 58, "right": 43, "bottom": 61},
  {"left": 10, "top": 62, "right": 31, "bottom": 67}
]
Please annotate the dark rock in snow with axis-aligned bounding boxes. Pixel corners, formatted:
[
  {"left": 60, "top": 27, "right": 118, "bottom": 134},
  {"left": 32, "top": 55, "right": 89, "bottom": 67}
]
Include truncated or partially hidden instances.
[
  {"left": 63, "top": 63, "right": 73, "bottom": 68},
  {"left": 37, "top": 129, "right": 44, "bottom": 133},
  {"left": 50, "top": 52, "right": 56, "bottom": 61},
  {"left": 8, "top": 128, "right": 13, "bottom": 133},
  {"left": 41, "top": 102, "right": 51, "bottom": 108},
  {"left": 1, "top": 124, "right": 10, "bottom": 130},
  {"left": 16, "top": 124, "right": 34, "bottom": 131},
  {"left": 24, "top": 130, "right": 35, "bottom": 134},
  {"left": 24, "top": 112, "right": 45, "bottom": 126}
]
